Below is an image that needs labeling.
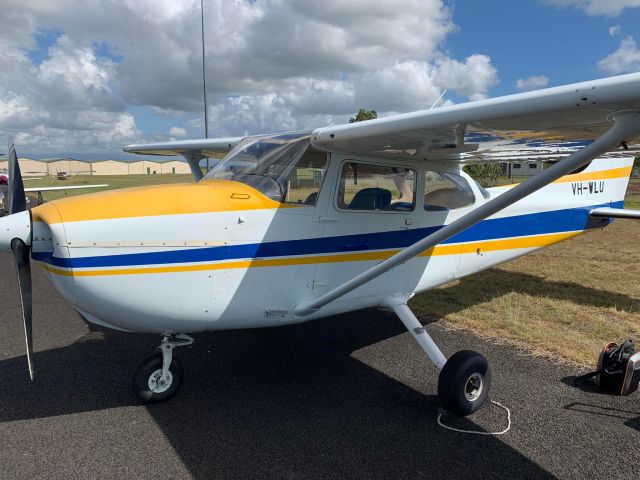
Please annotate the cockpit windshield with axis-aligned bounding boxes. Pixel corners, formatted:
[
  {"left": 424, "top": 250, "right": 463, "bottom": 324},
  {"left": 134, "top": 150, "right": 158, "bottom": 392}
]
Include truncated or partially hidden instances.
[{"left": 203, "top": 131, "right": 311, "bottom": 202}]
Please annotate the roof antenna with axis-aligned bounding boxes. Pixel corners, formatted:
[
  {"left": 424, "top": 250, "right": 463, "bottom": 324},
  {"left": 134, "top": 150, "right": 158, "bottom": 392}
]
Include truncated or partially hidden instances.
[
  {"left": 430, "top": 89, "right": 447, "bottom": 110},
  {"left": 200, "top": 0, "right": 210, "bottom": 171}
]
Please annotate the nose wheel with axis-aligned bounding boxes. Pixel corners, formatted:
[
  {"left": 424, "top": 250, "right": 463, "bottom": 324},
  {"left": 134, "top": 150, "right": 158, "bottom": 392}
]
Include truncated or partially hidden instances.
[
  {"left": 133, "top": 333, "right": 193, "bottom": 403},
  {"left": 133, "top": 352, "right": 183, "bottom": 403}
]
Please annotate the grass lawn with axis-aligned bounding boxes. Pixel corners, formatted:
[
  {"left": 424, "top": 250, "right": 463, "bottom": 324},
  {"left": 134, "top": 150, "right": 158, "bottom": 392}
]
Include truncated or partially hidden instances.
[
  {"left": 25, "top": 174, "right": 194, "bottom": 201},
  {"left": 410, "top": 212, "right": 640, "bottom": 366},
  {"left": 27, "top": 173, "right": 640, "bottom": 365}
]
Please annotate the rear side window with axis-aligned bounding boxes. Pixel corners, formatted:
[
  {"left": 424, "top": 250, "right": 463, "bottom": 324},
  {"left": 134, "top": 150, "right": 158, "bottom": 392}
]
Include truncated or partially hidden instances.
[
  {"left": 338, "top": 162, "right": 416, "bottom": 212},
  {"left": 424, "top": 171, "right": 475, "bottom": 211}
]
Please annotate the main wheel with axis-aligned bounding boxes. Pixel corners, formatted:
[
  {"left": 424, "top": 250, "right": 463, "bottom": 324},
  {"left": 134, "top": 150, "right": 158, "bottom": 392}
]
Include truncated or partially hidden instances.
[
  {"left": 133, "top": 352, "right": 183, "bottom": 404},
  {"left": 437, "top": 350, "right": 491, "bottom": 417}
]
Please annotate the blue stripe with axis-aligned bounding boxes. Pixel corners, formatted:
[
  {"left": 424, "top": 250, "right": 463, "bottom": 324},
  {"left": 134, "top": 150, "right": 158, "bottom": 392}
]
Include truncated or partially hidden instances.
[{"left": 32, "top": 203, "right": 619, "bottom": 269}]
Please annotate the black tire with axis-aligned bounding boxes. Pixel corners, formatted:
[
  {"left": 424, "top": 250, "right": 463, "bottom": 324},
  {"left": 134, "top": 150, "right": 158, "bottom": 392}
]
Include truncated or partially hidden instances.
[
  {"left": 438, "top": 350, "right": 491, "bottom": 417},
  {"left": 133, "top": 352, "right": 183, "bottom": 404}
]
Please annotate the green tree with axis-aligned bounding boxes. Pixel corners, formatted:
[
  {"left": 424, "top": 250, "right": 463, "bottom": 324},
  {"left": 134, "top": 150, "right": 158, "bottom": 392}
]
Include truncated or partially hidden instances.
[
  {"left": 463, "top": 163, "right": 504, "bottom": 187},
  {"left": 349, "top": 108, "right": 377, "bottom": 123}
]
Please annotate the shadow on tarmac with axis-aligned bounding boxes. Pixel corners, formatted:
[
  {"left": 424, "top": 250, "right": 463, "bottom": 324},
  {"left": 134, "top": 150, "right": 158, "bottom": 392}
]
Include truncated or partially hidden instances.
[
  {"left": 1, "top": 307, "right": 555, "bottom": 479},
  {"left": 564, "top": 401, "right": 640, "bottom": 433},
  {"left": 7, "top": 257, "right": 640, "bottom": 478}
]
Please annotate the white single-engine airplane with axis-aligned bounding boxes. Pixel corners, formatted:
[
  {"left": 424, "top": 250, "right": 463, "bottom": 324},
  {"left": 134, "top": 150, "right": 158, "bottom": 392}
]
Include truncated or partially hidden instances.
[{"left": 3, "top": 73, "right": 640, "bottom": 416}]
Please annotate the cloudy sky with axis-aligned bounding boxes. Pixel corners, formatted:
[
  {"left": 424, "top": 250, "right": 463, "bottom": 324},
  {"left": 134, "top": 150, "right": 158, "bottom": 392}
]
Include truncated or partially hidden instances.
[{"left": 2, "top": 0, "right": 640, "bottom": 159}]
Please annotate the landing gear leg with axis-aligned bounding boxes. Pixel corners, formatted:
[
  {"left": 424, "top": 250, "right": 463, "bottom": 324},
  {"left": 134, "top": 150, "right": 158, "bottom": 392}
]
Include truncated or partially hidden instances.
[
  {"left": 133, "top": 333, "right": 194, "bottom": 404},
  {"left": 385, "top": 296, "right": 491, "bottom": 417}
]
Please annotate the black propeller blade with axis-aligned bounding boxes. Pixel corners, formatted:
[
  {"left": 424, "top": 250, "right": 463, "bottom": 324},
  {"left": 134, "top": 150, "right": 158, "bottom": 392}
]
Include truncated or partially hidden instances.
[
  {"left": 11, "top": 237, "right": 33, "bottom": 380},
  {"left": 7, "top": 136, "right": 26, "bottom": 214},
  {"left": 7, "top": 136, "right": 34, "bottom": 380}
]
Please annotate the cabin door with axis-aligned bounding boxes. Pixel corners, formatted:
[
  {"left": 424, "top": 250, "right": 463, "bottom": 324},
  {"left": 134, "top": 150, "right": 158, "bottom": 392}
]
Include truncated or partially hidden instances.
[{"left": 310, "top": 155, "right": 425, "bottom": 305}]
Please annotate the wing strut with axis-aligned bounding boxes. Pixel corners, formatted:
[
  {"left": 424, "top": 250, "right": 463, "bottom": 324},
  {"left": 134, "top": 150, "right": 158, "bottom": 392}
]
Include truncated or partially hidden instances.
[
  {"left": 292, "top": 111, "right": 640, "bottom": 317},
  {"left": 183, "top": 155, "right": 204, "bottom": 181}
]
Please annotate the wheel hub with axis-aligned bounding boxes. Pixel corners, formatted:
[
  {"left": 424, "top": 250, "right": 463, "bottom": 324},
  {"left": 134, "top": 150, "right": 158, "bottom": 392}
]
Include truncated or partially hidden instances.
[
  {"left": 148, "top": 368, "right": 173, "bottom": 394},
  {"left": 464, "top": 373, "right": 484, "bottom": 402}
]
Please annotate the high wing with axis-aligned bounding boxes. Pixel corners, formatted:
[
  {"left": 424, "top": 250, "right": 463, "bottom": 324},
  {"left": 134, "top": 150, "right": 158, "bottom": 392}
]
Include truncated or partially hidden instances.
[
  {"left": 123, "top": 137, "right": 245, "bottom": 180},
  {"left": 310, "top": 72, "right": 640, "bottom": 162},
  {"left": 124, "top": 73, "right": 640, "bottom": 169},
  {"left": 123, "top": 137, "right": 244, "bottom": 159}
]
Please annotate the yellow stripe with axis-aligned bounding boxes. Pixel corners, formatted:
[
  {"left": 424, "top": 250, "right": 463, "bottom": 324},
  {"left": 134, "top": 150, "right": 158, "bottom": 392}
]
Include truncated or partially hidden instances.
[
  {"left": 31, "top": 179, "right": 298, "bottom": 225},
  {"left": 420, "top": 230, "right": 579, "bottom": 256},
  {"left": 555, "top": 166, "right": 632, "bottom": 183},
  {"left": 501, "top": 166, "right": 632, "bottom": 188},
  {"left": 42, "top": 231, "right": 580, "bottom": 277}
]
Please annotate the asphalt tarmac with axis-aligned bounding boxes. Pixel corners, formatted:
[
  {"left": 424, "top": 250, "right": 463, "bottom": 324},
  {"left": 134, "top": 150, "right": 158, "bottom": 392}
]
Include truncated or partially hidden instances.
[{"left": 1, "top": 256, "right": 639, "bottom": 480}]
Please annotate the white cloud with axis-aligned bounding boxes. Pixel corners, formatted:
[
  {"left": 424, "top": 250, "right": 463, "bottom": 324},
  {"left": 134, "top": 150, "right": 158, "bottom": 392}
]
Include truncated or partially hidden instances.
[
  {"left": 432, "top": 55, "right": 499, "bottom": 100},
  {"left": 203, "top": 54, "right": 499, "bottom": 136},
  {"left": 169, "top": 126, "right": 187, "bottom": 137},
  {"left": 598, "top": 36, "right": 640, "bottom": 74},
  {"left": 0, "top": 34, "right": 140, "bottom": 155},
  {"left": 0, "top": 0, "right": 500, "bottom": 156},
  {"left": 37, "top": 35, "right": 122, "bottom": 112},
  {"left": 208, "top": 94, "right": 298, "bottom": 137},
  {"left": 515, "top": 75, "right": 550, "bottom": 91},
  {"left": 609, "top": 25, "right": 622, "bottom": 36},
  {"left": 542, "top": 0, "right": 640, "bottom": 16},
  {"left": 280, "top": 78, "right": 356, "bottom": 115},
  {"left": 355, "top": 62, "right": 444, "bottom": 111}
]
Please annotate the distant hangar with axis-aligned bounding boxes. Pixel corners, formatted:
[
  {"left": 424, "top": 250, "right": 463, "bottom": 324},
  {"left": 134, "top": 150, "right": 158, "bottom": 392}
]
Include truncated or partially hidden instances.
[{"left": 0, "top": 157, "right": 192, "bottom": 176}]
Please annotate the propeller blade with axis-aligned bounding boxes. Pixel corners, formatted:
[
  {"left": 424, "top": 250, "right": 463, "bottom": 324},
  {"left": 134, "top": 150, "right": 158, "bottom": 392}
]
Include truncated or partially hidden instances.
[
  {"left": 11, "top": 238, "right": 34, "bottom": 380},
  {"left": 3, "top": 139, "right": 34, "bottom": 380},
  {"left": 7, "top": 136, "right": 26, "bottom": 214}
]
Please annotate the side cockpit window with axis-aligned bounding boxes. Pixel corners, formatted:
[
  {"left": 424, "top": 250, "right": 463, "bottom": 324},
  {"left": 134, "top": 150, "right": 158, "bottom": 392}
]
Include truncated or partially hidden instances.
[
  {"left": 281, "top": 151, "right": 328, "bottom": 206},
  {"left": 424, "top": 171, "right": 475, "bottom": 211},
  {"left": 338, "top": 162, "right": 416, "bottom": 212},
  {"left": 205, "top": 132, "right": 329, "bottom": 206}
]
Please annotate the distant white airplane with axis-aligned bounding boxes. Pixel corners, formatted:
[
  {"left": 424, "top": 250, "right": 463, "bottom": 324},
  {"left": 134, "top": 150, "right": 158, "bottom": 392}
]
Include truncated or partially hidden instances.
[{"left": 2, "top": 73, "right": 640, "bottom": 416}]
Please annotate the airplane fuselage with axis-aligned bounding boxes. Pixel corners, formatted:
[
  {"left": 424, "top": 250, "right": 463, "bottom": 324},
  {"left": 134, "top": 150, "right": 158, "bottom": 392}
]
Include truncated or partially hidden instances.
[{"left": 29, "top": 153, "right": 631, "bottom": 333}]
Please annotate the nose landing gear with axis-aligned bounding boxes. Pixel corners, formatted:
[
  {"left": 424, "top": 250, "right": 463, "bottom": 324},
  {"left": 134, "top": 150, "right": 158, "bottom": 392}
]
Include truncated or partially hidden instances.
[{"left": 133, "top": 333, "right": 193, "bottom": 403}]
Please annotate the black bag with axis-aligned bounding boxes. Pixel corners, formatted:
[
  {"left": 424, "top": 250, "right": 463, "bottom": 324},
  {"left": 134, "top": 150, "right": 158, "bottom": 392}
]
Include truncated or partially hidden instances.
[{"left": 589, "top": 340, "right": 640, "bottom": 395}]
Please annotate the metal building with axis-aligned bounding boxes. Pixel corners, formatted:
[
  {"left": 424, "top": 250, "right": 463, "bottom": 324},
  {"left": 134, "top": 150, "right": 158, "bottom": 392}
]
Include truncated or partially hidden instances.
[{"left": 0, "top": 157, "right": 192, "bottom": 176}]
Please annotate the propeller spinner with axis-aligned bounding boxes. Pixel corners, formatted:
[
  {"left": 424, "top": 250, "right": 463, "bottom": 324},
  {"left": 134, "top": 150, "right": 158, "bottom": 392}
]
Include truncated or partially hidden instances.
[{"left": 2, "top": 137, "right": 34, "bottom": 380}]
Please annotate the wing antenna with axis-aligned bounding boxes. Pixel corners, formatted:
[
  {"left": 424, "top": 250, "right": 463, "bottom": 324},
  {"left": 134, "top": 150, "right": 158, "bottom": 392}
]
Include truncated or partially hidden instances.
[{"left": 430, "top": 89, "right": 447, "bottom": 109}]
